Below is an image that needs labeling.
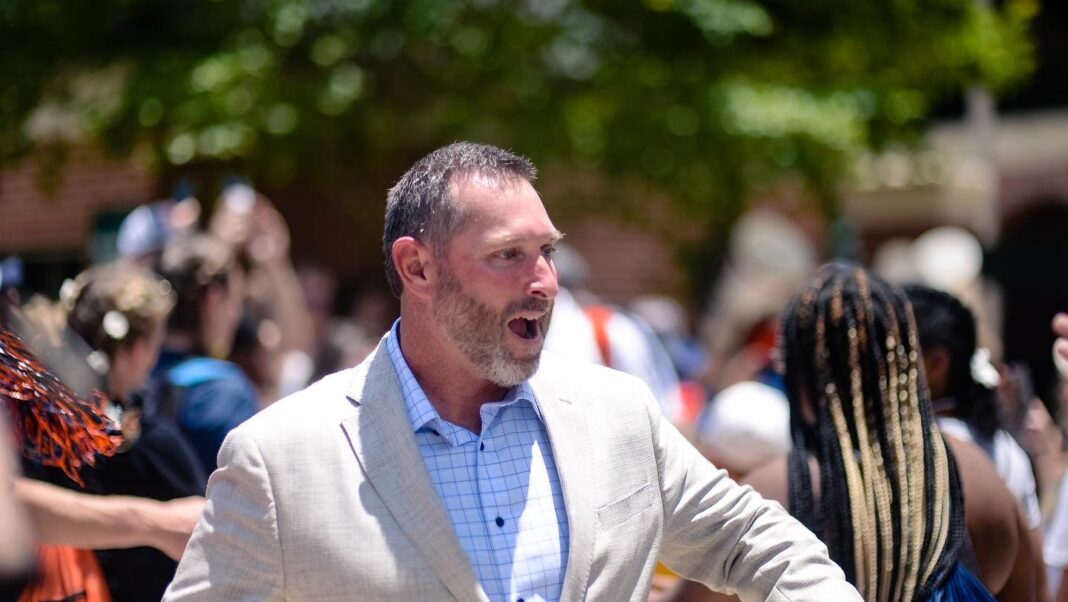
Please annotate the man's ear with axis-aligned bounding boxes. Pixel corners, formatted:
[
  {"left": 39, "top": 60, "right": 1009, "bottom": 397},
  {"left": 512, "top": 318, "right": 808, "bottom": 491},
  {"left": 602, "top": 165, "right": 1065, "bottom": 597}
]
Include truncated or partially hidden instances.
[{"left": 392, "top": 236, "right": 435, "bottom": 299}]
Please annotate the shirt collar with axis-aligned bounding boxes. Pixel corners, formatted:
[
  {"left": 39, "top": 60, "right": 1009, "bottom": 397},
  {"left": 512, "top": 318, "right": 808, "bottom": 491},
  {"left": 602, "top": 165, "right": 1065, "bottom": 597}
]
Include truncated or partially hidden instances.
[{"left": 385, "top": 319, "right": 543, "bottom": 436}]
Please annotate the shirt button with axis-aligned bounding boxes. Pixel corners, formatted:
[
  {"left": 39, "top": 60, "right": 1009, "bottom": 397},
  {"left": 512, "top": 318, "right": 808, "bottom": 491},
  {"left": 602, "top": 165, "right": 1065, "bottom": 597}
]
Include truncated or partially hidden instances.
[
  {"left": 517, "top": 598, "right": 524, "bottom": 602},
  {"left": 495, "top": 516, "right": 504, "bottom": 528},
  {"left": 480, "top": 442, "right": 485, "bottom": 451}
]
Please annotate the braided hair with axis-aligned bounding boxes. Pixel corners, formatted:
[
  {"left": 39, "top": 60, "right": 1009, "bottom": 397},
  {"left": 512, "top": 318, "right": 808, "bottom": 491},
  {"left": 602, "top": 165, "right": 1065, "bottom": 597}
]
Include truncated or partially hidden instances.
[
  {"left": 782, "top": 264, "right": 966, "bottom": 601},
  {"left": 904, "top": 284, "right": 1000, "bottom": 440}
]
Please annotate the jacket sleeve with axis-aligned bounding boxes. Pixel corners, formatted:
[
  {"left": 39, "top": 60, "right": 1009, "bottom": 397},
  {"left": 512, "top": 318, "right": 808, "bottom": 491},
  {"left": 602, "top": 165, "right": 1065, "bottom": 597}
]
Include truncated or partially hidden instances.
[
  {"left": 164, "top": 427, "right": 284, "bottom": 601},
  {"left": 649, "top": 394, "right": 861, "bottom": 601}
]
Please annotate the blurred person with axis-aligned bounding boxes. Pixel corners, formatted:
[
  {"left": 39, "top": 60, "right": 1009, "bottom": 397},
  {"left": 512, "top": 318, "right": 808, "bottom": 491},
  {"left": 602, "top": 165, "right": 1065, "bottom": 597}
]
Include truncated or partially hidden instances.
[
  {"left": 769, "top": 265, "right": 1033, "bottom": 599},
  {"left": 541, "top": 243, "right": 602, "bottom": 365},
  {"left": 0, "top": 256, "right": 26, "bottom": 327},
  {"left": 1041, "top": 313, "right": 1068, "bottom": 600},
  {"left": 297, "top": 264, "right": 338, "bottom": 341},
  {"left": 544, "top": 244, "right": 686, "bottom": 425},
  {"left": 629, "top": 295, "right": 710, "bottom": 383},
  {"left": 706, "top": 314, "right": 783, "bottom": 393},
  {"left": 60, "top": 262, "right": 207, "bottom": 601},
  {"left": 151, "top": 234, "right": 258, "bottom": 474},
  {"left": 905, "top": 285, "right": 1043, "bottom": 521},
  {"left": 228, "top": 307, "right": 286, "bottom": 404},
  {"left": 680, "top": 264, "right": 1034, "bottom": 601},
  {"left": 209, "top": 185, "right": 314, "bottom": 405},
  {"left": 630, "top": 295, "right": 711, "bottom": 426},
  {"left": 116, "top": 198, "right": 201, "bottom": 266},
  {"left": 265, "top": 264, "right": 338, "bottom": 399},
  {"left": 698, "top": 209, "right": 815, "bottom": 394},
  {"left": 1, "top": 325, "right": 204, "bottom": 600},
  {"left": 906, "top": 283, "right": 1048, "bottom": 600},
  {"left": 345, "top": 281, "right": 398, "bottom": 339},
  {"left": 582, "top": 302, "right": 685, "bottom": 424},
  {"left": 309, "top": 318, "right": 375, "bottom": 382},
  {"left": 209, "top": 185, "right": 313, "bottom": 359},
  {"left": 695, "top": 380, "right": 790, "bottom": 480},
  {"left": 1016, "top": 385, "right": 1068, "bottom": 518},
  {"left": 166, "top": 142, "right": 859, "bottom": 601}
]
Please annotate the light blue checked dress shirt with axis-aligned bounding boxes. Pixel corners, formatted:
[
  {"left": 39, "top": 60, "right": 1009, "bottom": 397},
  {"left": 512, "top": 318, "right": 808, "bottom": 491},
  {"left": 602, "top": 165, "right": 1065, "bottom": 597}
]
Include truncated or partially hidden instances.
[{"left": 386, "top": 321, "right": 570, "bottom": 602}]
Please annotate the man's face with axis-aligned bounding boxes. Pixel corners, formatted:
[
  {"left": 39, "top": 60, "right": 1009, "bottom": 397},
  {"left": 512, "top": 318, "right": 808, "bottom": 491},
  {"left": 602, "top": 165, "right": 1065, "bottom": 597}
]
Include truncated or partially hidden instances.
[{"left": 432, "top": 174, "right": 560, "bottom": 386}]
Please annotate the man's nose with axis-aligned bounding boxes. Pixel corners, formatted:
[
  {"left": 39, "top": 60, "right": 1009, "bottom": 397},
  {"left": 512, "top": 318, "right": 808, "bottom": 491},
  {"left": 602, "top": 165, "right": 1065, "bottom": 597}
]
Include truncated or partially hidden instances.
[{"left": 528, "top": 254, "right": 559, "bottom": 300}]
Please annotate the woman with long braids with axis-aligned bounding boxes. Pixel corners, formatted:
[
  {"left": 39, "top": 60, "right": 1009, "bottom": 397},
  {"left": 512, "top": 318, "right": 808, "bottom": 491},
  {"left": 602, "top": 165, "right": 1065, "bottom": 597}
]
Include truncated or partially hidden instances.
[{"left": 716, "top": 264, "right": 1035, "bottom": 602}]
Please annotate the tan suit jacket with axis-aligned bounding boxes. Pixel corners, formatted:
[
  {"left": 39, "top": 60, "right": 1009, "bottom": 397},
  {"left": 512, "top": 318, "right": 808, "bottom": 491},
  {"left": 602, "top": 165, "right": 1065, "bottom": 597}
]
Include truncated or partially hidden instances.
[{"left": 165, "top": 341, "right": 859, "bottom": 601}]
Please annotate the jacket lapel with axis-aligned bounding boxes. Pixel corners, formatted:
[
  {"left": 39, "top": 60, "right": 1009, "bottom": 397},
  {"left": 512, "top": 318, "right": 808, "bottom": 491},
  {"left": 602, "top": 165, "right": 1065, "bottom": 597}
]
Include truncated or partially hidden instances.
[
  {"left": 530, "top": 357, "right": 597, "bottom": 602},
  {"left": 340, "top": 344, "right": 487, "bottom": 602}
]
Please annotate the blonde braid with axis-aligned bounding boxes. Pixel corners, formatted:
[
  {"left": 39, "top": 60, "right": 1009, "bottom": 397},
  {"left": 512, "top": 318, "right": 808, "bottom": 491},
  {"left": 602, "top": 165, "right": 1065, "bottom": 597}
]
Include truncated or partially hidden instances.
[
  {"left": 898, "top": 309, "right": 927, "bottom": 602},
  {"left": 853, "top": 271, "right": 896, "bottom": 602},
  {"left": 855, "top": 273, "right": 897, "bottom": 602},
  {"left": 882, "top": 325, "right": 914, "bottom": 602},
  {"left": 818, "top": 295, "right": 870, "bottom": 595},
  {"left": 846, "top": 328, "right": 879, "bottom": 597}
]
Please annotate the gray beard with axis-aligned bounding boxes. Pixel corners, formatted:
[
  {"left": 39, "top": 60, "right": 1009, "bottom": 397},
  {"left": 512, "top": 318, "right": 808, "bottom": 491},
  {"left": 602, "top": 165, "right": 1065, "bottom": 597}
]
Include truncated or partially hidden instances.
[{"left": 434, "top": 268, "right": 553, "bottom": 387}]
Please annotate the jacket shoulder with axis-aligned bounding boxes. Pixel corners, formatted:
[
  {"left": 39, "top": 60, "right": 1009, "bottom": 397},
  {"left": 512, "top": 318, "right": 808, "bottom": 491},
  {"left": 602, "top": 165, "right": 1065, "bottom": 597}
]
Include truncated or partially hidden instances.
[
  {"left": 231, "top": 367, "right": 361, "bottom": 442},
  {"left": 536, "top": 350, "right": 658, "bottom": 415}
]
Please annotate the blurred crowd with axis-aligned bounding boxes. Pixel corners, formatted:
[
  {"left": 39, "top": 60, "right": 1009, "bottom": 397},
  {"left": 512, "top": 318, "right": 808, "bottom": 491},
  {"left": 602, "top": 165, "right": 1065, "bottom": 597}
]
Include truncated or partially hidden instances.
[{"left": 1, "top": 187, "right": 1067, "bottom": 601}]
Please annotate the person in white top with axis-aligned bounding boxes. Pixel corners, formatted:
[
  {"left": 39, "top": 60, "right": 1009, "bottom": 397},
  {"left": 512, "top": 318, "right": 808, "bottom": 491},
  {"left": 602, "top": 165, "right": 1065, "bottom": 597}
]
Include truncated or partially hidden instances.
[
  {"left": 1041, "top": 312, "right": 1068, "bottom": 599},
  {"left": 905, "top": 284, "right": 1047, "bottom": 597}
]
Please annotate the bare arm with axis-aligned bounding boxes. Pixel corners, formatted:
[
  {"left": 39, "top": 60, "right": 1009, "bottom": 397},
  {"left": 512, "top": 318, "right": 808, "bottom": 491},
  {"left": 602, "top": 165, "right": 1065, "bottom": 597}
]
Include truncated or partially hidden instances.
[
  {"left": 946, "top": 436, "right": 1033, "bottom": 598},
  {"left": 997, "top": 505, "right": 1039, "bottom": 602},
  {"left": 14, "top": 478, "right": 204, "bottom": 560},
  {"left": 1033, "top": 527, "right": 1051, "bottom": 602},
  {"left": 0, "top": 430, "right": 34, "bottom": 579}
]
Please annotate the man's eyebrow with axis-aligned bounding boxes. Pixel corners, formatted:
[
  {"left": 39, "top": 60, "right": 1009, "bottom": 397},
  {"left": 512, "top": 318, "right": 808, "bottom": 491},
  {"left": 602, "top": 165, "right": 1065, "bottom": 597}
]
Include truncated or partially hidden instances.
[{"left": 486, "top": 230, "right": 565, "bottom": 246}]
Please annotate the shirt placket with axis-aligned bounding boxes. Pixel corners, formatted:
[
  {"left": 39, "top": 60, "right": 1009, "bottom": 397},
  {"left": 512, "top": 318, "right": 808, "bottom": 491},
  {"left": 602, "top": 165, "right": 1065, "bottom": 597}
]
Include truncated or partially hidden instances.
[{"left": 478, "top": 403, "right": 521, "bottom": 601}]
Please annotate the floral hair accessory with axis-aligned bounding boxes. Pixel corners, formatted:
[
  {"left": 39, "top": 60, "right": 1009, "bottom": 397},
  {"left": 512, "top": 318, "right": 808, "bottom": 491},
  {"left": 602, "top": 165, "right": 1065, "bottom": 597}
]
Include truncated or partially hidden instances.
[
  {"left": 102, "top": 310, "right": 129, "bottom": 340},
  {"left": 971, "top": 347, "right": 1000, "bottom": 389}
]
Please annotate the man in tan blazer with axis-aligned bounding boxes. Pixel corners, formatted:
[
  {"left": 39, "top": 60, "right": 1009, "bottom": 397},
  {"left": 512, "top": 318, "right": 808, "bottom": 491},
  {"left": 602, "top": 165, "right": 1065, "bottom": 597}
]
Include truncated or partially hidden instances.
[{"left": 166, "top": 143, "right": 860, "bottom": 601}]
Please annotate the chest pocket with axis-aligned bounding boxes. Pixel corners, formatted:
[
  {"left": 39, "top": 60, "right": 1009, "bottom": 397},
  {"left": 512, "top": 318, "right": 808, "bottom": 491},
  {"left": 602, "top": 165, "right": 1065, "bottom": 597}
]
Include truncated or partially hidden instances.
[{"left": 597, "top": 482, "right": 656, "bottom": 529}]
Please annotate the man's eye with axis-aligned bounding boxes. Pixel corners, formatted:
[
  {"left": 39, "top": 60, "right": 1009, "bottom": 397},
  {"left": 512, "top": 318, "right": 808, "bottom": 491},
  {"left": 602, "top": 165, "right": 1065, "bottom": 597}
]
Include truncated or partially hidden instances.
[
  {"left": 542, "top": 247, "right": 557, "bottom": 258},
  {"left": 496, "top": 250, "right": 519, "bottom": 260}
]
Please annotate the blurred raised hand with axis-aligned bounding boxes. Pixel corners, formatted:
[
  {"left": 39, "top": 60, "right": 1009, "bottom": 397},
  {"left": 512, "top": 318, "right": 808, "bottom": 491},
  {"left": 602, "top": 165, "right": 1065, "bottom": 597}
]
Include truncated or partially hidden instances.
[{"left": 1055, "top": 313, "right": 1068, "bottom": 378}]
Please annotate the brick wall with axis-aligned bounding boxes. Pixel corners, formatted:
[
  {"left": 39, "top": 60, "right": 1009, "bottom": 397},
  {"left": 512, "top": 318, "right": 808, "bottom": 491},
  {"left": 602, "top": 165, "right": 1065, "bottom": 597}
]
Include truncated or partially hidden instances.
[{"left": 0, "top": 147, "right": 156, "bottom": 255}]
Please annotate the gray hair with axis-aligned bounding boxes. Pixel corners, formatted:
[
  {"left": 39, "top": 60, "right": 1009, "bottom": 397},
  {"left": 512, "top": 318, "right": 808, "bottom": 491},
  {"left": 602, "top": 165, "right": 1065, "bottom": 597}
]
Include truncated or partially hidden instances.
[{"left": 382, "top": 141, "right": 537, "bottom": 296}]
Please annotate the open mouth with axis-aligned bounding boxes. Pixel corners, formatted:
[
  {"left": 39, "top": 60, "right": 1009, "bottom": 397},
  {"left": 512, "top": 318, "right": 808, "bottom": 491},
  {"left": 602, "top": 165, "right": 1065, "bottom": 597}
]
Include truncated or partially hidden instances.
[{"left": 507, "top": 317, "right": 541, "bottom": 341}]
